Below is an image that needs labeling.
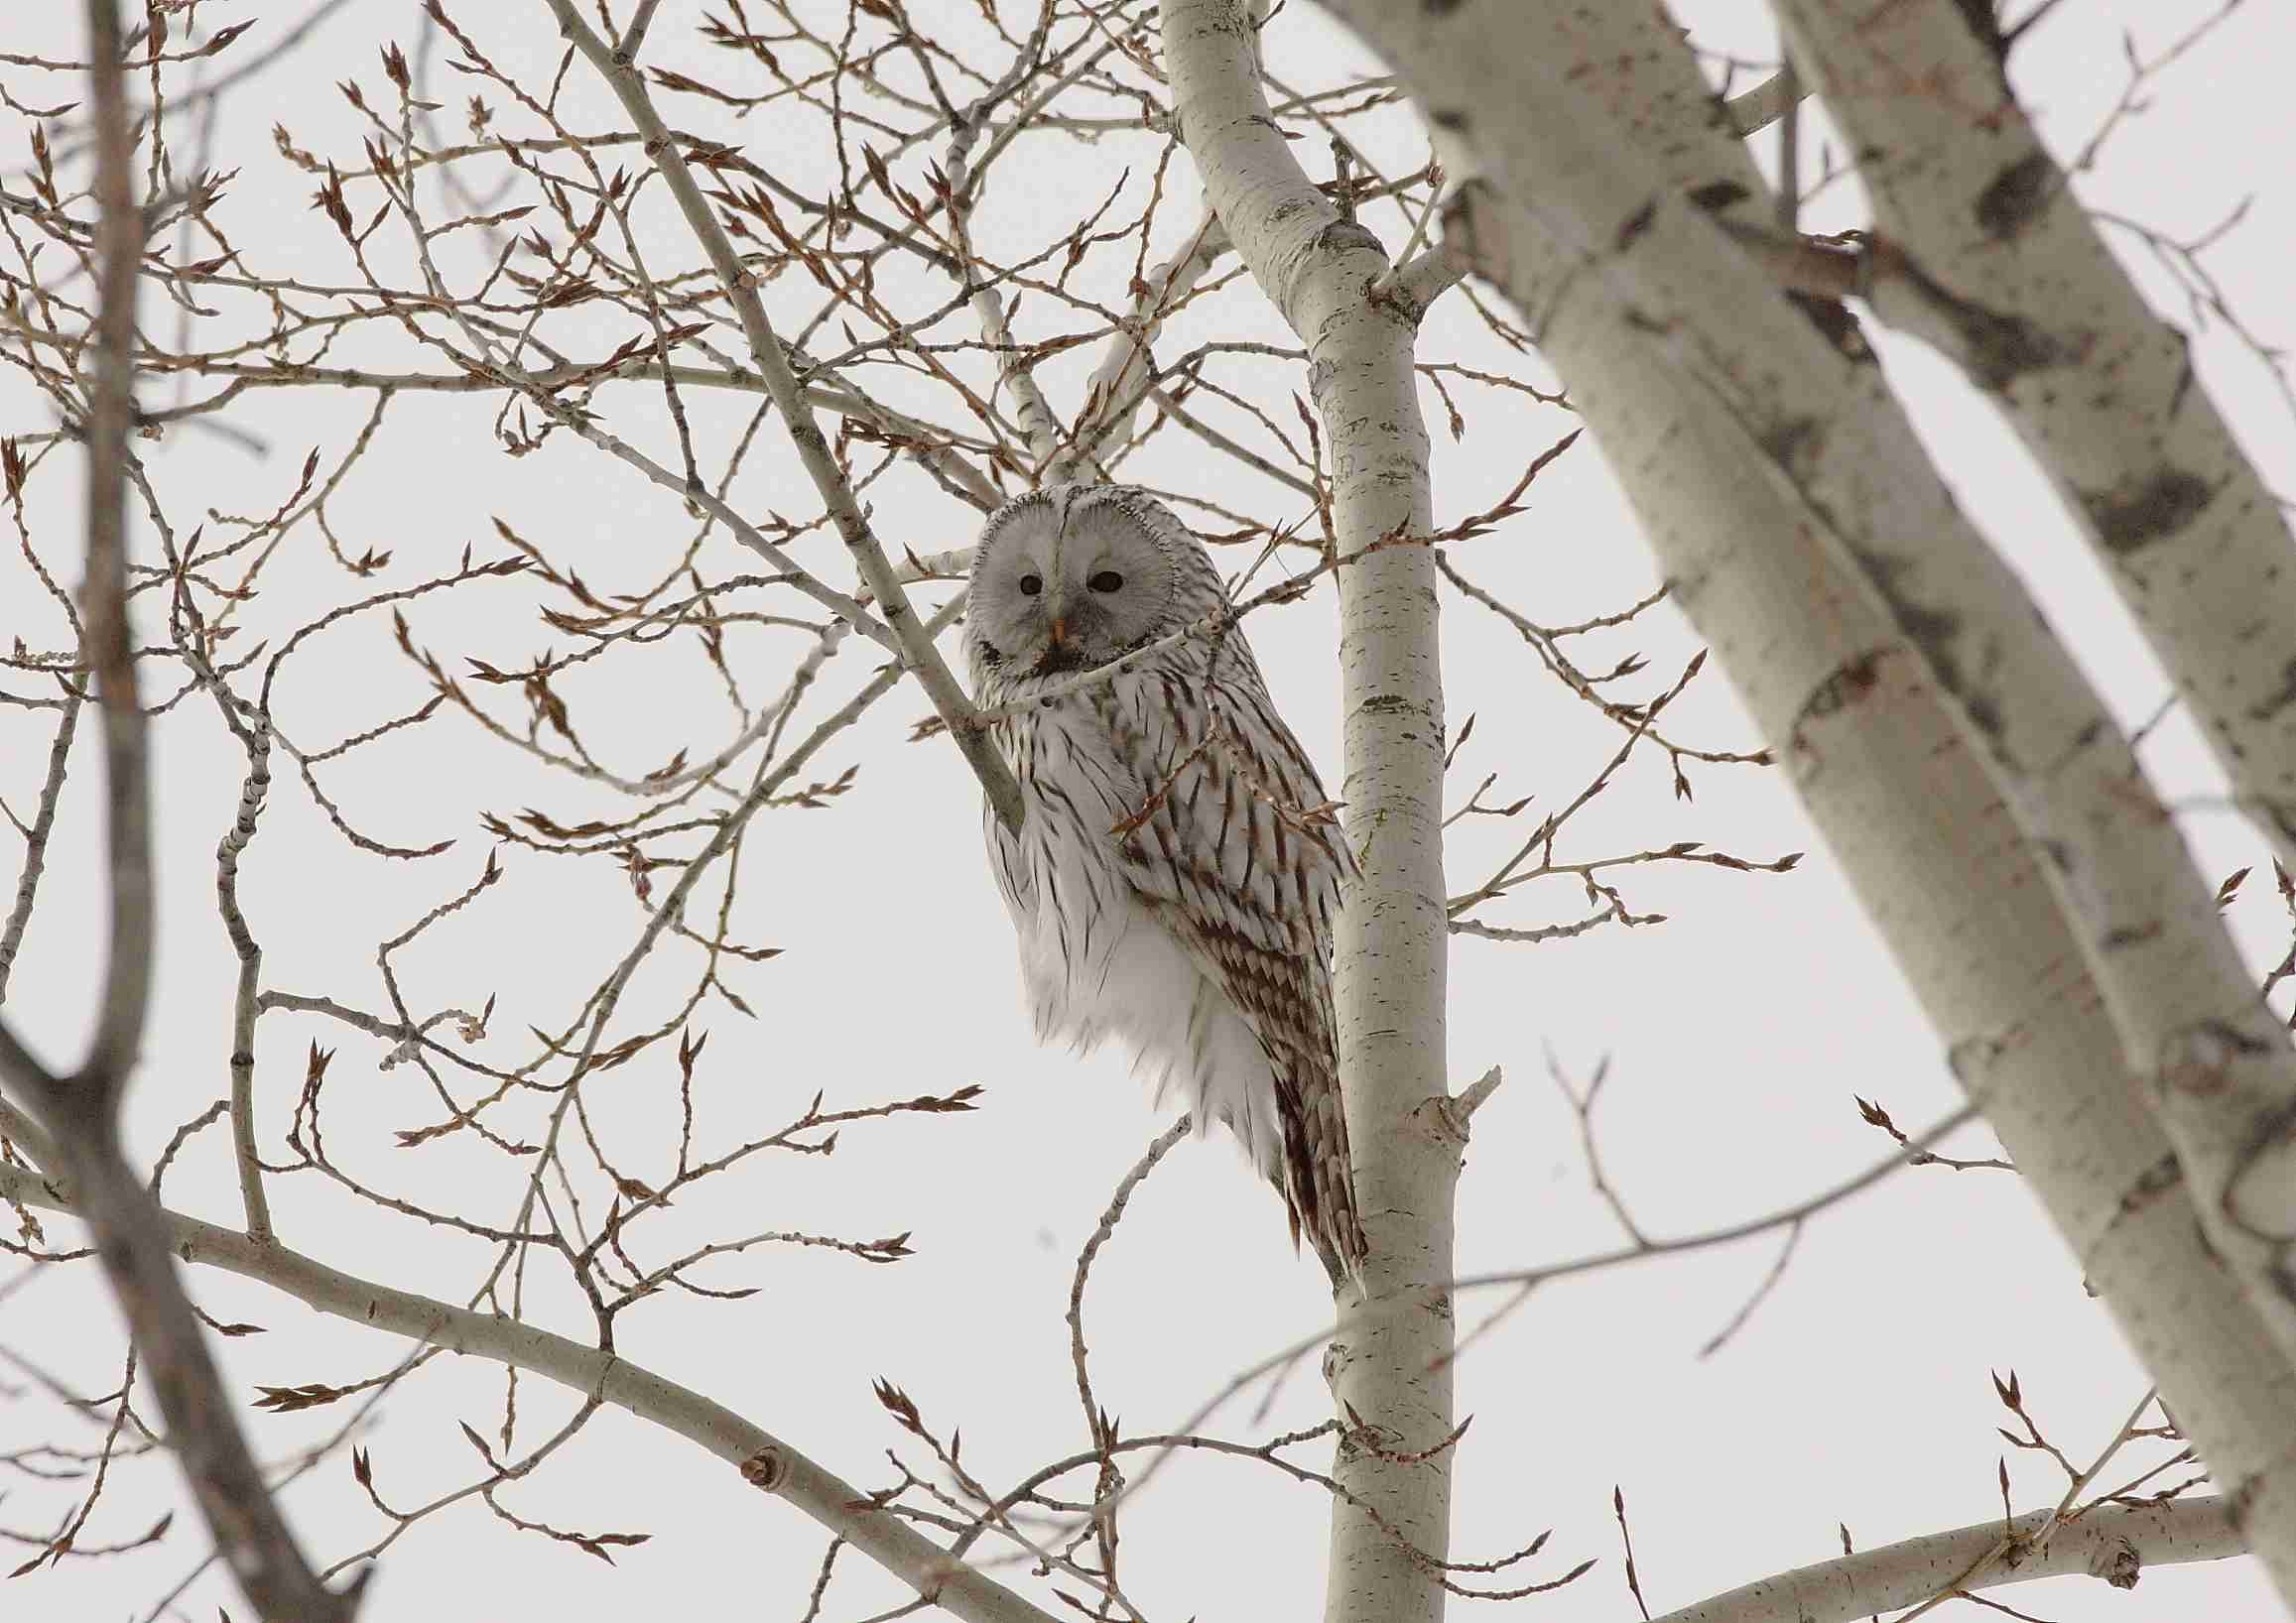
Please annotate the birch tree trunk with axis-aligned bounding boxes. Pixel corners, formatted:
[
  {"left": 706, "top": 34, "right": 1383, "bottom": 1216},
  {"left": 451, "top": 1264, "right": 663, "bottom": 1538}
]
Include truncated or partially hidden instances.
[
  {"left": 1162, "top": 5, "right": 1457, "bottom": 1619},
  {"left": 1767, "top": 0, "right": 2296, "bottom": 867},
  {"left": 1310, "top": 0, "right": 2296, "bottom": 1605}
]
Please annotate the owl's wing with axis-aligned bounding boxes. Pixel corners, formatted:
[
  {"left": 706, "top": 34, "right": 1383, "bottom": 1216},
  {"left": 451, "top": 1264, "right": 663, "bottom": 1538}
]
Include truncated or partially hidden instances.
[{"left": 1099, "top": 668, "right": 1364, "bottom": 1278}]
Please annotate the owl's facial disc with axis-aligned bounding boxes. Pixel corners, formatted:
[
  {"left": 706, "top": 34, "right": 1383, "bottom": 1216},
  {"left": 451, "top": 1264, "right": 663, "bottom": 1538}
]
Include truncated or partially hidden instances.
[{"left": 973, "top": 491, "right": 1173, "bottom": 681}]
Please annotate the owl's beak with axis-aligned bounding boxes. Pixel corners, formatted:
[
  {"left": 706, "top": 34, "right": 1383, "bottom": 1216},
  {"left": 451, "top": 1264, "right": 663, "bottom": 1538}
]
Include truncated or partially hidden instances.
[{"left": 1033, "top": 612, "right": 1084, "bottom": 677}]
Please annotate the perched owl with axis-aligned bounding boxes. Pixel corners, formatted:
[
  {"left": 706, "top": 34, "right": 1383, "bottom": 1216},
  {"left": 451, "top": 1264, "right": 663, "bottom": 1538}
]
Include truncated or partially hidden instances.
[{"left": 964, "top": 484, "right": 1365, "bottom": 1282}]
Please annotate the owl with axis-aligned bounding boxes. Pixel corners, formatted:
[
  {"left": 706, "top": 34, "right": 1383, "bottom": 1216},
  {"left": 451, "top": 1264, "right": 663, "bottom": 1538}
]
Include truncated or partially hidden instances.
[{"left": 964, "top": 484, "right": 1365, "bottom": 1282}]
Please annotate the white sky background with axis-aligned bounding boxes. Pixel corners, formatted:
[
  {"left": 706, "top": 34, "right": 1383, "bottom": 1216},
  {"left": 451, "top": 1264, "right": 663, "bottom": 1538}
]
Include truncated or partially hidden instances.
[{"left": 2, "top": 1, "right": 2293, "bottom": 1619}]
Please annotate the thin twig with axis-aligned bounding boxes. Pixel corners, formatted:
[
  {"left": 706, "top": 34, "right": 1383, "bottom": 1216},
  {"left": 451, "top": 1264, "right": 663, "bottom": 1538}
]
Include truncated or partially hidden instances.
[{"left": 541, "top": 0, "right": 1025, "bottom": 833}]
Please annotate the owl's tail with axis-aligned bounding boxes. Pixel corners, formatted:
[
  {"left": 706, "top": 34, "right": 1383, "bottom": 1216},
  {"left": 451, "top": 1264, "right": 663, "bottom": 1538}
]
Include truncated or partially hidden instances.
[{"left": 1275, "top": 1070, "right": 1367, "bottom": 1288}]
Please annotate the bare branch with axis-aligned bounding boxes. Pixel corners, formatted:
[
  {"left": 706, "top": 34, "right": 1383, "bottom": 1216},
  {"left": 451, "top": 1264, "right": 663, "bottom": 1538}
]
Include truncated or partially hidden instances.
[
  {"left": 0, "top": 1158, "right": 1061, "bottom": 1623},
  {"left": 539, "top": 0, "right": 1025, "bottom": 833},
  {"left": 1645, "top": 1496, "right": 2239, "bottom": 1623},
  {"left": 0, "top": 7, "right": 356, "bottom": 1618}
]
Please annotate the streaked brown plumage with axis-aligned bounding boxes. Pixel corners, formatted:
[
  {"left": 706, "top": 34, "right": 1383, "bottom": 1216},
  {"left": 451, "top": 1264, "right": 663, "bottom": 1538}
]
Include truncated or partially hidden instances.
[{"left": 966, "top": 485, "right": 1365, "bottom": 1281}]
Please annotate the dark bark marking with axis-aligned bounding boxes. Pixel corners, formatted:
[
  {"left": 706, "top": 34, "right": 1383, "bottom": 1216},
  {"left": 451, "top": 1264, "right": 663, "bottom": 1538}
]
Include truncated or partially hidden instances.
[
  {"left": 1850, "top": 548, "right": 1995, "bottom": 737},
  {"left": 1614, "top": 197, "right": 1658, "bottom": 254},
  {"left": 2079, "top": 466, "right": 2217, "bottom": 556},
  {"left": 1890, "top": 241, "right": 2063, "bottom": 387},
  {"left": 1315, "top": 218, "right": 1383, "bottom": 258},
  {"left": 1963, "top": 682, "right": 2004, "bottom": 740},
  {"left": 1941, "top": 299, "right": 2061, "bottom": 388},
  {"left": 2229, "top": 1470, "right": 2263, "bottom": 1533},
  {"left": 1792, "top": 648, "right": 1888, "bottom": 732},
  {"left": 1687, "top": 180, "right": 1749, "bottom": 213},
  {"left": 1974, "top": 151, "right": 2054, "bottom": 240},
  {"left": 1950, "top": 0, "right": 2015, "bottom": 69},
  {"left": 1785, "top": 291, "right": 1876, "bottom": 366},
  {"left": 2100, "top": 920, "right": 2164, "bottom": 951},
  {"left": 2249, "top": 655, "right": 2296, "bottom": 723},
  {"left": 1788, "top": 647, "right": 1896, "bottom": 785},
  {"left": 1756, "top": 414, "right": 1825, "bottom": 479},
  {"left": 1269, "top": 193, "right": 1318, "bottom": 228},
  {"left": 2115, "top": 1150, "right": 2185, "bottom": 1218}
]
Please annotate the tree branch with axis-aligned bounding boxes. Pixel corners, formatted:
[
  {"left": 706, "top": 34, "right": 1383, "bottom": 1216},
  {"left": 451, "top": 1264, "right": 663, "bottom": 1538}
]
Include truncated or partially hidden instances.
[
  {"left": 539, "top": 0, "right": 1025, "bottom": 834},
  {"left": 0, "top": 1157, "right": 1065, "bottom": 1623},
  {"left": 72, "top": 0, "right": 149, "bottom": 1095},
  {"left": 1646, "top": 1496, "right": 2240, "bottom": 1623},
  {"left": 0, "top": 7, "right": 355, "bottom": 1618}
]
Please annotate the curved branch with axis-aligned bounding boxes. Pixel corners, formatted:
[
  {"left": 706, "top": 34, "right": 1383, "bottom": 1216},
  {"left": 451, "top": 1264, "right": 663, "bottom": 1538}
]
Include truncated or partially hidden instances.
[
  {"left": 1722, "top": 66, "right": 1802, "bottom": 137},
  {"left": 1648, "top": 1497, "right": 2240, "bottom": 1623},
  {"left": 0, "top": 1158, "right": 1062, "bottom": 1623}
]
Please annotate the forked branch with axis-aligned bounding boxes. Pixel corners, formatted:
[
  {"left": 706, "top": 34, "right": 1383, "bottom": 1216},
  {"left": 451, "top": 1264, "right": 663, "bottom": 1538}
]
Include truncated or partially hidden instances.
[{"left": 0, "top": 6, "right": 356, "bottom": 1619}]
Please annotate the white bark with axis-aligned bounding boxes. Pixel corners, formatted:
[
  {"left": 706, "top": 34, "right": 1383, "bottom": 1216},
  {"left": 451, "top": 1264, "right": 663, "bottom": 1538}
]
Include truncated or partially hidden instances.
[
  {"left": 1162, "top": 5, "right": 1455, "bottom": 1621},
  {"left": 1646, "top": 1496, "right": 2242, "bottom": 1623},
  {"left": 1770, "top": 0, "right": 2296, "bottom": 868},
  {"left": 1307, "top": 0, "right": 2296, "bottom": 1603},
  {"left": 1320, "top": 0, "right": 2296, "bottom": 1378},
  {"left": 0, "top": 1161, "right": 1063, "bottom": 1623}
]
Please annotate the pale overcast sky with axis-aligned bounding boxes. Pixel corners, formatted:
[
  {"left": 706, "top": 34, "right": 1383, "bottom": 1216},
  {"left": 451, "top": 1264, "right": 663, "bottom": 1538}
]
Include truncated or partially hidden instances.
[{"left": 2, "top": 2, "right": 2292, "bottom": 1619}]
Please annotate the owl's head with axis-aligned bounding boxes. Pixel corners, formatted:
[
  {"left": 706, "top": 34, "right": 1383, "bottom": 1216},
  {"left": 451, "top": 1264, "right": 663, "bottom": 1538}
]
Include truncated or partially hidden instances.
[{"left": 965, "top": 485, "right": 1215, "bottom": 684}]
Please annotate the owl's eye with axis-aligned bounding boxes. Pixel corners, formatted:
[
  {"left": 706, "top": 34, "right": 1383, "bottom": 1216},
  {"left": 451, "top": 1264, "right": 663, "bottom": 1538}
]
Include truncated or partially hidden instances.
[
  {"left": 1088, "top": 569, "right": 1123, "bottom": 593},
  {"left": 1019, "top": 573, "right": 1043, "bottom": 596}
]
